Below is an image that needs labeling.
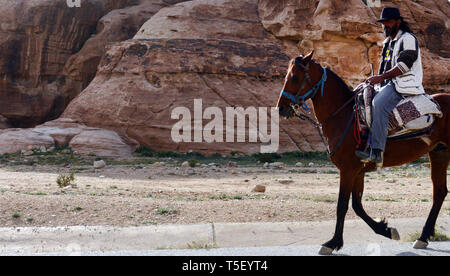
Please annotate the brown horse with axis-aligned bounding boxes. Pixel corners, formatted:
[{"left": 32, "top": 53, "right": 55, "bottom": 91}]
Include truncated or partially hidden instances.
[{"left": 276, "top": 51, "right": 449, "bottom": 255}]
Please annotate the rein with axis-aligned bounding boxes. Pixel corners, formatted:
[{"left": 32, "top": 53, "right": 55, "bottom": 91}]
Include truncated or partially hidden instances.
[
  {"left": 281, "top": 64, "right": 361, "bottom": 156},
  {"left": 293, "top": 107, "right": 356, "bottom": 157}
]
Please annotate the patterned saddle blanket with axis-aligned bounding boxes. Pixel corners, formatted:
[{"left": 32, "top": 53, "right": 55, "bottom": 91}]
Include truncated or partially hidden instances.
[{"left": 354, "top": 83, "right": 442, "bottom": 137}]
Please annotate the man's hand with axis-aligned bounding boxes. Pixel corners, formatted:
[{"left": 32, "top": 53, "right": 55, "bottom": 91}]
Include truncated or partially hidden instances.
[
  {"left": 366, "top": 75, "right": 385, "bottom": 86},
  {"left": 367, "top": 66, "right": 403, "bottom": 86}
]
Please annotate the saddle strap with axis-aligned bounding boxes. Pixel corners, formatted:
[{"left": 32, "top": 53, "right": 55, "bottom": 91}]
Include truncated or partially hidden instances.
[{"left": 387, "top": 126, "right": 433, "bottom": 141}]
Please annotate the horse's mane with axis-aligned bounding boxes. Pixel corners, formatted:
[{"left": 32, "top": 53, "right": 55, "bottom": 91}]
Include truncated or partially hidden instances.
[
  {"left": 322, "top": 64, "right": 355, "bottom": 97},
  {"left": 293, "top": 57, "right": 355, "bottom": 98}
]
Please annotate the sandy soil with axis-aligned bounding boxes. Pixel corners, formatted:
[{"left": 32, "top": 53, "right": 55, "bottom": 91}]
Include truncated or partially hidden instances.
[{"left": 0, "top": 162, "right": 449, "bottom": 227}]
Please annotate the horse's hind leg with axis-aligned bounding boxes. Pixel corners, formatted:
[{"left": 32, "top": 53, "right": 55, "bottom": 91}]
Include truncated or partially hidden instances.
[
  {"left": 352, "top": 172, "right": 400, "bottom": 240},
  {"left": 414, "top": 146, "right": 449, "bottom": 249}
]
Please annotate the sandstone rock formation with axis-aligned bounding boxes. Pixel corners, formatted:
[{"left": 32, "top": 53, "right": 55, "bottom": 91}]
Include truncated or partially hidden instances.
[
  {"left": 0, "top": 0, "right": 448, "bottom": 156},
  {"left": 0, "top": 0, "right": 187, "bottom": 128},
  {"left": 258, "top": 0, "right": 449, "bottom": 93},
  {"left": 61, "top": 0, "right": 327, "bottom": 155},
  {"left": 0, "top": 0, "right": 138, "bottom": 127},
  {"left": 0, "top": 115, "right": 10, "bottom": 129},
  {"left": 259, "top": 0, "right": 383, "bottom": 86},
  {"left": 0, "top": 118, "right": 138, "bottom": 157},
  {"left": 61, "top": 0, "right": 189, "bottom": 113}
]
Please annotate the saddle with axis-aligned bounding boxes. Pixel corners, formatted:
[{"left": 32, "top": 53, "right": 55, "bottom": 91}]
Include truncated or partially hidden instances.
[{"left": 354, "top": 83, "right": 442, "bottom": 148}]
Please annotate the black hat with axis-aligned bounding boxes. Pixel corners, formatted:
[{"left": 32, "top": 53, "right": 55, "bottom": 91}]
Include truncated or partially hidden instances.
[{"left": 377, "top": 7, "right": 403, "bottom": 22}]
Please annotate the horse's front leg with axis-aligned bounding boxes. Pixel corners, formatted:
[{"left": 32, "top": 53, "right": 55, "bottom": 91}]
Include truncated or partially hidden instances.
[
  {"left": 319, "top": 171, "right": 355, "bottom": 255},
  {"left": 352, "top": 171, "right": 400, "bottom": 240}
]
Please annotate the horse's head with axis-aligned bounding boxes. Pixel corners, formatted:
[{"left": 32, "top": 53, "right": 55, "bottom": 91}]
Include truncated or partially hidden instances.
[{"left": 276, "top": 51, "right": 315, "bottom": 119}]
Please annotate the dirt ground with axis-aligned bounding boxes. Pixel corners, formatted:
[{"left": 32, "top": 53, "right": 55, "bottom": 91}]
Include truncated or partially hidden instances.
[{"left": 0, "top": 158, "right": 449, "bottom": 228}]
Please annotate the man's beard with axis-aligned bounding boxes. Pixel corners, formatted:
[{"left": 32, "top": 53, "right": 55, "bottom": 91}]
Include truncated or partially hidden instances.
[{"left": 384, "top": 22, "right": 399, "bottom": 37}]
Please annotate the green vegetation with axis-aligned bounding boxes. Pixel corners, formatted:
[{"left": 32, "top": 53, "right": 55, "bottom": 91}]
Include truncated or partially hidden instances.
[
  {"left": 253, "top": 152, "right": 281, "bottom": 163},
  {"left": 24, "top": 191, "right": 47, "bottom": 196},
  {"left": 208, "top": 194, "right": 244, "bottom": 200},
  {"left": 188, "top": 159, "right": 198, "bottom": 168},
  {"left": 134, "top": 146, "right": 332, "bottom": 167},
  {"left": 0, "top": 146, "right": 91, "bottom": 166},
  {"left": 365, "top": 196, "right": 401, "bottom": 202},
  {"left": 295, "top": 195, "right": 337, "bottom": 203},
  {"left": 156, "top": 208, "right": 179, "bottom": 215},
  {"left": 406, "top": 228, "right": 450, "bottom": 242},
  {"left": 186, "top": 241, "right": 219, "bottom": 249},
  {"left": 0, "top": 144, "right": 434, "bottom": 169},
  {"left": 57, "top": 173, "right": 75, "bottom": 188}
]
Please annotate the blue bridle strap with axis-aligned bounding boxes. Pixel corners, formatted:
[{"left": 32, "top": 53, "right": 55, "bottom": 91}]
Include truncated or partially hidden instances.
[{"left": 281, "top": 66, "right": 327, "bottom": 109}]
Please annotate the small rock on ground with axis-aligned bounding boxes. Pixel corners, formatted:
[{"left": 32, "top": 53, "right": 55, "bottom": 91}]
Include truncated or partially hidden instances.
[
  {"left": 252, "top": 185, "right": 266, "bottom": 193},
  {"left": 94, "top": 160, "right": 106, "bottom": 169},
  {"left": 278, "top": 179, "right": 294, "bottom": 184}
]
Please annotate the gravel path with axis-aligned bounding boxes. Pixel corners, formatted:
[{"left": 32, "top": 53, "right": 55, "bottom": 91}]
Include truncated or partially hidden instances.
[{"left": 0, "top": 163, "right": 448, "bottom": 228}]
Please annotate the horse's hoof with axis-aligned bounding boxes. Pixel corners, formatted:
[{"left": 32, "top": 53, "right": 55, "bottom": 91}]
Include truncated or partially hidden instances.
[
  {"left": 318, "top": 246, "right": 334, "bottom": 255},
  {"left": 391, "top": 228, "right": 400, "bottom": 241},
  {"left": 413, "top": 239, "right": 428, "bottom": 249}
]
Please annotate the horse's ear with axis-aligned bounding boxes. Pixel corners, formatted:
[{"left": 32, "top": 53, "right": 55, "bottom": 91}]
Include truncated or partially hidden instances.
[
  {"left": 303, "top": 50, "right": 314, "bottom": 64},
  {"left": 294, "top": 56, "right": 303, "bottom": 66}
]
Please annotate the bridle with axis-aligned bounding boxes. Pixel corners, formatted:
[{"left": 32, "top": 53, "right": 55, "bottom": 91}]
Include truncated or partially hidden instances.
[
  {"left": 279, "top": 61, "right": 357, "bottom": 157},
  {"left": 280, "top": 61, "right": 327, "bottom": 112}
]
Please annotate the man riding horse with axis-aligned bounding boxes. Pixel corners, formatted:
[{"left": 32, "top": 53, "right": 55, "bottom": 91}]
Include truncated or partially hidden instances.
[
  {"left": 355, "top": 7, "right": 424, "bottom": 167},
  {"left": 277, "top": 5, "right": 448, "bottom": 255}
]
